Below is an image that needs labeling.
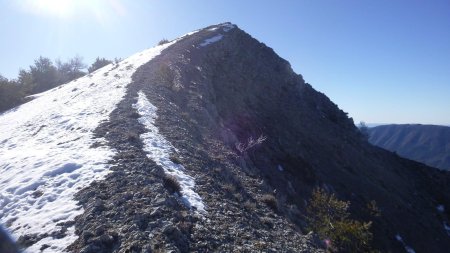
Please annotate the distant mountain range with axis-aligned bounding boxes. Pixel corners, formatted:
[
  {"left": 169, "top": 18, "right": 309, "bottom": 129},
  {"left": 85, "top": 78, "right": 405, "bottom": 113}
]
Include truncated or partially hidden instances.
[{"left": 369, "top": 124, "right": 450, "bottom": 170}]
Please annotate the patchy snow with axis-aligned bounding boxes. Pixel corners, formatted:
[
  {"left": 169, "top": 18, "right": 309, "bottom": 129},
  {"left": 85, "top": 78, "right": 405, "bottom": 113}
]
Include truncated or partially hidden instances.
[
  {"left": 208, "top": 23, "right": 235, "bottom": 32},
  {"left": 0, "top": 41, "right": 178, "bottom": 252},
  {"left": 444, "top": 222, "right": 450, "bottom": 236},
  {"left": 24, "top": 93, "right": 45, "bottom": 100},
  {"left": 437, "top": 204, "right": 445, "bottom": 213},
  {"left": 277, "top": 165, "right": 284, "bottom": 172},
  {"left": 133, "top": 91, "right": 206, "bottom": 214},
  {"left": 221, "top": 23, "right": 235, "bottom": 32},
  {"left": 200, "top": 34, "right": 224, "bottom": 47},
  {"left": 180, "top": 29, "right": 201, "bottom": 39},
  {"left": 395, "top": 234, "right": 416, "bottom": 253},
  {"left": 404, "top": 246, "right": 416, "bottom": 253}
]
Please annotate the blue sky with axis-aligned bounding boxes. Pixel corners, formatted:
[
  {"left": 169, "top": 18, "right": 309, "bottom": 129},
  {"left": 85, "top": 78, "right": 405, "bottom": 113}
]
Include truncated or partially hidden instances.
[{"left": 1, "top": 0, "right": 449, "bottom": 125}]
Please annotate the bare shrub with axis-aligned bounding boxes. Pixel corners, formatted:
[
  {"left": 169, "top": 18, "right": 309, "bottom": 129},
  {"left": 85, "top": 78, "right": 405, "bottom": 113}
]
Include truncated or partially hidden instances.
[
  {"left": 244, "top": 201, "right": 257, "bottom": 212},
  {"left": 156, "top": 64, "right": 175, "bottom": 85},
  {"left": 223, "top": 183, "right": 236, "bottom": 194},
  {"left": 235, "top": 134, "right": 267, "bottom": 153},
  {"left": 125, "top": 132, "right": 139, "bottom": 143},
  {"left": 261, "top": 194, "right": 277, "bottom": 211},
  {"left": 366, "top": 200, "right": 381, "bottom": 217},
  {"left": 260, "top": 216, "right": 274, "bottom": 228},
  {"left": 129, "top": 112, "right": 140, "bottom": 119},
  {"left": 169, "top": 154, "right": 182, "bottom": 164},
  {"left": 163, "top": 174, "right": 181, "bottom": 194}
]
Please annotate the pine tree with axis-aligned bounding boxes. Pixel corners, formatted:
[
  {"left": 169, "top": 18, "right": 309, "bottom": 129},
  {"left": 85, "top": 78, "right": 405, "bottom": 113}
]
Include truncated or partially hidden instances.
[{"left": 88, "top": 57, "right": 112, "bottom": 73}]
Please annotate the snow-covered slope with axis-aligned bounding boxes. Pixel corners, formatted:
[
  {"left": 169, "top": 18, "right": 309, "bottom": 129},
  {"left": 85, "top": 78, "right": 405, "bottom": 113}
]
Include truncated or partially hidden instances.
[{"left": 0, "top": 41, "right": 177, "bottom": 252}]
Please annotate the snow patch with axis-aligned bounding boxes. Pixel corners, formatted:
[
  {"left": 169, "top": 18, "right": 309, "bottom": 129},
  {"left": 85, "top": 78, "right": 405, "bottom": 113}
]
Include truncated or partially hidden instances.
[
  {"left": 221, "top": 23, "right": 235, "bottom": 32},
  {"left": 437, "top": 204, "right": 445, "bottom": 213},
  {"left": 180, "top": 29, "right": 201, "bottom": 39},
  {"left": 0, "top": 40, "right": 178, "bottom": 252},
  {"left": 444, "top": 222, "right": 450, "bottom": 236},
  {"left": 277, "top": 165, "right": 284, "bottom": 172},
  {"left": 133, "top": 91, "right": 206, "bottom": 214},
  {"left": 200, "top": 34, "right": 224, "bottom": 47},
  {"left": 207, "top": 23, "right": 235, "bottom": 32},
  {"left": 395, "top": 234, "right": 416, "bottom": 253}
]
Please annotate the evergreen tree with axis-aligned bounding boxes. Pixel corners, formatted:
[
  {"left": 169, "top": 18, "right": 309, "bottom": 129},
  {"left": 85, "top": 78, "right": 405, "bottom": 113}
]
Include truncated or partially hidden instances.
[
  {"left": 1, "top": 55, "right": 114, "bottom": 112},
  {"left": 88, "top": 57, "right": 112, "bottom": 73},
  {"left": 29, "top": 56, "right": 59, "bottom": 93},
  {"left": 359, "top": 121, "right": 370, "bottom": 141},
  {"left": 0, "top": 75, "right": 23, "bottom": 112},
  {"left": 56, "top": 56, "right": 86, "bottom": 84}
]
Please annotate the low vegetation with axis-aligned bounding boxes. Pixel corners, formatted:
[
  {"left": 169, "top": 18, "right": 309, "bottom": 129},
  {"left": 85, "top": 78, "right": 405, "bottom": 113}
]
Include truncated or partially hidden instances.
[
  {"left": 156, "top": 64, "right": 175, "bottom": 85},
  {"left": 358, "top": 121, "right": 370, "bottom": 141},
  {"left": 235, "top": 134, "right": 267, "bottom": 154},
  {"left": 306, "top": 188, "right": 374, "bottom": 252},
  {"left": 163, "top": 174, "right": 182, "bottom": 194},
  {"left": 243, "top": 200, "right": 257, "bottom": 212},
  {"left": 88, "top": 57, "right": 112, "bottom": 73},
  {"left": 158, "top": 38, "right": 170, "bottom": 45},
  {"left": 261, "top": 194, "right": 277, "bottom": 211}
]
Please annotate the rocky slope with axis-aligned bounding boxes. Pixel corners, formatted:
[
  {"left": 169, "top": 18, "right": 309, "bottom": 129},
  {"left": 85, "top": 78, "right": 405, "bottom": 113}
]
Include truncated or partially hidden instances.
[
  {"left": 369, "top": 124, "right": 450, "bottom": 170},
  {"left": 1, "top": 23, "right": 450, "bottom": 253}
]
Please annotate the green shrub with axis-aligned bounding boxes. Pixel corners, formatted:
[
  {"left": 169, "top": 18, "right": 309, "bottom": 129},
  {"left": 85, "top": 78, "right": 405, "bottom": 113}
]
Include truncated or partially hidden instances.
[
  {"left": 307, "top": 188, "right": 373, "bottom": 252},
  {"left": 358, "top": 121, "right": 370, "bottom": 141},
  {"left": 158, "top": 38, "right": 169, "bottom": 45},
  {"left": 88, "top": 57, "right": 112, "bottom": 73}
]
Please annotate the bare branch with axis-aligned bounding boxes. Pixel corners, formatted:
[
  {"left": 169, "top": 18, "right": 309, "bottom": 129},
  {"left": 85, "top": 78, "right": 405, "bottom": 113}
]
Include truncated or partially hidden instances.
[{"left": 235, "top": 134, "right": 267, "bottom": 153}]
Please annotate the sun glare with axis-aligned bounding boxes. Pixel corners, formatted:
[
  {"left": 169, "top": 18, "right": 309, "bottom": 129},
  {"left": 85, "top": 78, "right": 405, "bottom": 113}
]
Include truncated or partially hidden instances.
[
  {"left": 32, "top": 0, "right": 78, "bottom": 18},
  {"left": 19, "top": 0, "right": 126, "bottom": 22}
]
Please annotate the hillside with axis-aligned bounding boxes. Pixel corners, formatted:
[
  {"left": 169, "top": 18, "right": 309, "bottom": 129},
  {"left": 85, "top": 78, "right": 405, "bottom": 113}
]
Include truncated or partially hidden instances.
[
  {"left": 369, "top": 124, "right": 450, "bottom": 170},
  {"left": 1, "top": 23, "right": 450, "bottom": 253}
]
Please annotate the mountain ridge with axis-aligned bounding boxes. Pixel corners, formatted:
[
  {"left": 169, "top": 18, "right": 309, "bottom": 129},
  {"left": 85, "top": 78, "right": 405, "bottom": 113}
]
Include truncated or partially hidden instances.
[
  {"left": 369, "top": 124, "right": 450, "bottom": 170},
  {"left": 1, "top": 23, "right": 450, "bottom": 252}
]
